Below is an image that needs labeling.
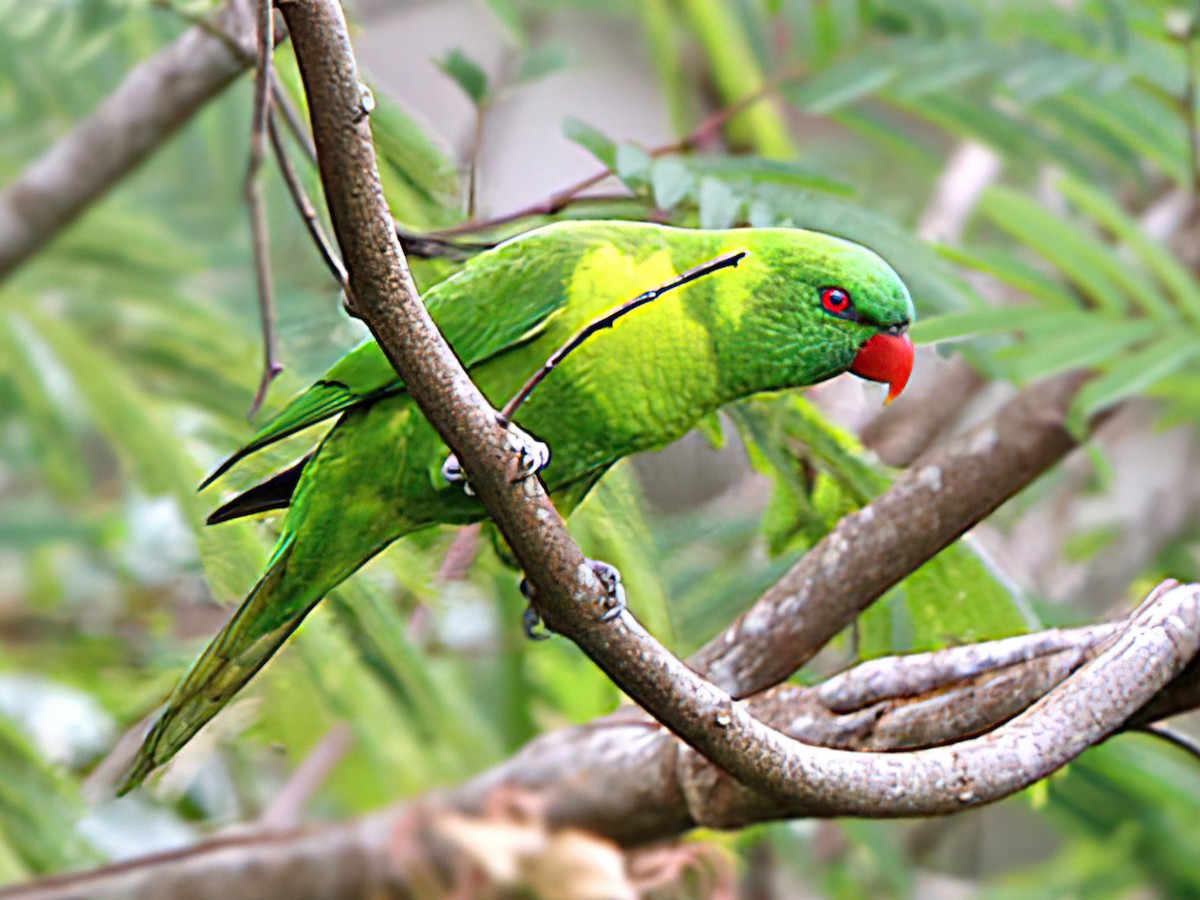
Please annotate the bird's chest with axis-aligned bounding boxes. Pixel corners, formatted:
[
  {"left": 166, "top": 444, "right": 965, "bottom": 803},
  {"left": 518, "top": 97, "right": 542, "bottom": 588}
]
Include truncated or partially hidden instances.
[{"left": 472, "top": 301, "right": 723, "bottom": 483}]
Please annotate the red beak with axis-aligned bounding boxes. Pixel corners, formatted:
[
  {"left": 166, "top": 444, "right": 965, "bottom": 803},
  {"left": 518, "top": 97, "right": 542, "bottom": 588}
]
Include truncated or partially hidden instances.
[{"left": 850, "top": 332, "right": 914, "bottom": 405}]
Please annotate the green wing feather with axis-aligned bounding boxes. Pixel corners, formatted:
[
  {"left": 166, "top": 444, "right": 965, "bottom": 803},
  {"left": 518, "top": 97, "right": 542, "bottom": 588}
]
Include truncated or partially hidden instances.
[{"left": 200, "top": 223, "right": 615, "bottom": 489}]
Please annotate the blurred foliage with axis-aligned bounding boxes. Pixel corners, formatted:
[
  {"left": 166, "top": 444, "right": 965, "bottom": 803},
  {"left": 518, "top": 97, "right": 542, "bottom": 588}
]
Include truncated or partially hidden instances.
[{"left": 1, "top": 0, "right": 1199, "bottom": 895}]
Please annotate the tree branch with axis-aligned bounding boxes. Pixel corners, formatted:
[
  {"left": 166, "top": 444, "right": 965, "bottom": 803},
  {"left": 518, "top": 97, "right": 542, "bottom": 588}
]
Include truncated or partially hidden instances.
[
  {"left": 6, "top": 581, "right": 1199, "bottom": 899},
  {"left": 0, "top": 0, "right": 260, "bottom": 283},
  {"left": 690, "top": 369, "right": 1092, "bottom": 697},
  {"left": 274, "top": 0, "right": 1199, "bottom": 840}
]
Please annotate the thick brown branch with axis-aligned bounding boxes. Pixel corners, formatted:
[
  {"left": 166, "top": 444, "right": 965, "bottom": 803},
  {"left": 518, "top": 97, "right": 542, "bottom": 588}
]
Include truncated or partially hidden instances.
[
  {"left": 690, "top": 370, "right": 1091, "bottom": 697},
  {"left": 7, "top": 583, "right": 1199, "bottom": 899},
  {"left": 0, "top": 0, "right": 259, "bottom": 282}
]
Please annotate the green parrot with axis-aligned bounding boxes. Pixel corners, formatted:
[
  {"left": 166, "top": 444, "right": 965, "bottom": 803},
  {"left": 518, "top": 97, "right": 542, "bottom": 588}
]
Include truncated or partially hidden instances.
[{"left": 120, "top": 220, "right": 914, "bottom": 791}]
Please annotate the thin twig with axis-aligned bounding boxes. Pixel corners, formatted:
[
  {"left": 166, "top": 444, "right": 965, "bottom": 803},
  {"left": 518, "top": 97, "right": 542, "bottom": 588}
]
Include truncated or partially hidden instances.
[
  {"left": 268, "top": 111, "right": 349, "bottom": 294},
  {"left": 433, "top": 68, "right": 805, "bottom": 239},
  {"left": 149, "top": 0, "right": 253, "bottom": 62},
  {"left": 270, "top": 70, "right": 317, "bottom": 165},
  {"left": 467, "top": 105, "right": 485, "bottom": 220},
  {"left": 245, "top": 0, "right": 282, "bottom": 419},
  {"left": 1138, "top": 722, "right": 1200, "bottom": 763},
  {"left": 499, "top": 250, "right": 747, "bottom": 421},
  {"left": 434, "top": 169, "right": 614, "bottom": 237},
  {"left": 271, "top": 61, "right": 496, "bottom": 262}
]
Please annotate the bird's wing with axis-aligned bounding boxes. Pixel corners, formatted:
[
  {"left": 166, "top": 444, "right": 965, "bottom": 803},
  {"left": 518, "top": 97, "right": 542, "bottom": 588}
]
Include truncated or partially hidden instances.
[{"left": 199, "top": 222, "right": 621, "bottom": 488}]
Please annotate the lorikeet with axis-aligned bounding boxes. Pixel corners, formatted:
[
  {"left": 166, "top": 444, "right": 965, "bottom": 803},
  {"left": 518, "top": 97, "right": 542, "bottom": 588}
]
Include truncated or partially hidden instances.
[{"left": 121, "top": 220, "right": 914, "bottom": 791}]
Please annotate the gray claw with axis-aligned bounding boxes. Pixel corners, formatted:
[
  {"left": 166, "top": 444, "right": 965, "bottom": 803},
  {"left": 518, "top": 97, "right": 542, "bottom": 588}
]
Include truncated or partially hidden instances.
[
  {"left": 440, "top": 420, "right": 548, "bottom": 496},
  {"left": 505, "top": 423, "right": 550, "bottom": 483},
  {"left": 522, "top": 600, "right": 549, "bottom": 641},
  {"left": 441, "top": 453, "right": 475, "bottom": 496},
  {"left": 516, "top": 560, "right": 624, "bottom": 637},
  {"left": 587, "top": 559, "right": 627, "bottom": 623},
  {"left": 519, "top": 578, "right": 549, "bottom": 639}
]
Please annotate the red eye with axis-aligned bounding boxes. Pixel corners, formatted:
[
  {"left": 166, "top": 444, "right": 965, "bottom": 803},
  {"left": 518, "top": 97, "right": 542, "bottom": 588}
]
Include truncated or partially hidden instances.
[{"left": 821, "top": 286, "right": 853, "bottom": 316}]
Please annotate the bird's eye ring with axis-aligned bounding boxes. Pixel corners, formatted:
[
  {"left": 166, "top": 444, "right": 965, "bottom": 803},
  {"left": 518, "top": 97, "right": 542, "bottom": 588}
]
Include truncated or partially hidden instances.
[{"left": 821, "top": 286, "right": 854, "bottom": 318}]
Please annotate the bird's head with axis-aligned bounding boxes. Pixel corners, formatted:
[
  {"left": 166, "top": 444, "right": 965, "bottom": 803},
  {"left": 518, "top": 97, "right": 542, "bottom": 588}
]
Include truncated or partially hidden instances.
[{"left": 749, "top": 229, "right": 915, "bottom": 403}]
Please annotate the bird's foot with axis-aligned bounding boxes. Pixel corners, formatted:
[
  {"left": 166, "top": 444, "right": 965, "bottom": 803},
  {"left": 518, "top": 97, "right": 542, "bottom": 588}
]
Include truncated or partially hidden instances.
[
  {"left": 441, "top": 416, "right": 550, "bottom": 496},
  {"left": 519, "top": 577, "right": 550, "bottom": 641},
  {"left": 501, "top": 419, "right": 550, "bottom": 484},
  {"left": 586, "top": 559, "right": 627, "bottom": 622},
  {"left": 441, "top": 453, "right": 475, "bottom": 496},
  {"left": 516, "top": 558, "right": 626, "bottom": 640}
]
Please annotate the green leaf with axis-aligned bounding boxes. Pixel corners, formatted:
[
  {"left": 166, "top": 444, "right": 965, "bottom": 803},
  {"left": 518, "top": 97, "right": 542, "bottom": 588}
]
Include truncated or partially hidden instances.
[
  {"left": 651, "top": 156, "right": 695, "bottom": 210},
  {"left": 982, "top": 186, "right": 1145, "bottom": 316},
  {"left": 484, "top": 0, "right": 524, "bottom": 43},
  {"left": 370, "top": 91, "right": 461, "bottom": 227},
  {"left": 786, "top": 55, "right": 900, "bottom": 114},
  {"left": 1072, "top": 332, "right": 1200, "bottom": 427},
  {"left": 0, "top": 714, "right": 99, "bottom": 874},
  {"left": 435, "top": 48, "right": 490, "bottom": 105},
  {"left": 910, "top": 305, "right": 1086, "bottom": 345},
  {"left": 902, "top": 543, "right": 1033, "bottom": 653},
  {"left": 698, "top": 176, "right": 740, "bottom": 229},
  {"left": 890, "top": 39, "right": 1022, "bottom": 99},
  {"left": 936, "top": 245, "right": 1081, "bottom": 310},
  {"left": 0, "top": 311, "right": 89, "bottom": 500},
  {"left": 23, "top": 311, "right": 202, "bottom": 517},
  {"left": 562, "top": 117, "right": 617, "bottom": 169},
  {"left": 614, "top": 142, "right": 652, "bottom": 190},
  {"left": 1055, "top": 90, "right": 1190, "bottom": 186},
  {"left": 680, "top": 155, "right": 851, "bottom": 195},
  {"left": 996, "top": 318, "right": 1158, "bottom": 382},
  {"left": 1055, "top": 174, "right": 1200, "bottom": 325},
  {"left": 513, "top": 44, "right": 569, "bottom": 84}
]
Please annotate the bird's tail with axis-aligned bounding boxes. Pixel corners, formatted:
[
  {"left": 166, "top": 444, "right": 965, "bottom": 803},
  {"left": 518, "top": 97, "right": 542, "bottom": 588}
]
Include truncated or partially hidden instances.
[{"left": 119, "top": 537, "right": 324, "bottom": 794}]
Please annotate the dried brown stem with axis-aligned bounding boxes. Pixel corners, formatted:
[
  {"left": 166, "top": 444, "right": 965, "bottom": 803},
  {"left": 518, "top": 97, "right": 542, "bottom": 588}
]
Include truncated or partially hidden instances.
[
  {"left": 268, "top": 112, "right": 349, "bottom": 293},
  {"left": 258, "top": 723, "right": 355, "bottom": 829},
  {"left": 245, "top": 0, "right": 282, "bottom": 419}
]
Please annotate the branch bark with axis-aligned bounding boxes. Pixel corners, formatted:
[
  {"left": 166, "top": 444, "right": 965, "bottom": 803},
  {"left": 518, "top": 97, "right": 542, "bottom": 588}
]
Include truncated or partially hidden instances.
[
  {"left": 275, "top": 0, "right": 1199, "bottom": 836},
  {"left": 6, "top": 582, "right": 1199, "bottom": 900},
  {"left": 690, "top": 369, "right": 1090, "bottom": 697},
  {"left": 0, "top": 0, "right": 260, "bottom": 282}
]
